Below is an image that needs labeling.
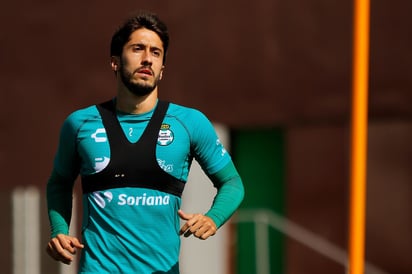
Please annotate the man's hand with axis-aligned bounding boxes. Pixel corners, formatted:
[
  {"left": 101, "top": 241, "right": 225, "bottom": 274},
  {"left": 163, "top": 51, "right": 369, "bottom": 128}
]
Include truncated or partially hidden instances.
[
  {"left": 46, "top": 234, "right": 84, "bottom": 264},
  {"left": 178, "top": 209, "right": 217, "bottom": 240}
]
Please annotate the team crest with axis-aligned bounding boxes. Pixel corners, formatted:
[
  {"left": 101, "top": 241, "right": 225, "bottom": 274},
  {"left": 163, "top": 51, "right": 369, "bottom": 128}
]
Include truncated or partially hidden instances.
[{"left": 158, "top": 124, "right": 174, "bottom": 146}]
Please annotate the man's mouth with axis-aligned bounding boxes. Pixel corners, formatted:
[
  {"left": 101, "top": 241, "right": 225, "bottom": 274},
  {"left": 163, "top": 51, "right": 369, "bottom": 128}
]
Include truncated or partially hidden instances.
[{"left": 136, "top": 68, "right": 153, "bottom": 76}]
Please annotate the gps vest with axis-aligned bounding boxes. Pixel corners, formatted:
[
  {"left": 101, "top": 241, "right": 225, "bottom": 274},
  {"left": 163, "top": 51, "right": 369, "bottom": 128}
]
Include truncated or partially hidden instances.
[{"left": 81, "top": 100, "right": 185, "bottom": 197}]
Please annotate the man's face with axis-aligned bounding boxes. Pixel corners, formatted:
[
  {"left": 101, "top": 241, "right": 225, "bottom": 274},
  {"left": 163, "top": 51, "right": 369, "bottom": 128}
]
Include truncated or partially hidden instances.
[{"left": 117, "top": 28, "right": 165, "bottom": 96}]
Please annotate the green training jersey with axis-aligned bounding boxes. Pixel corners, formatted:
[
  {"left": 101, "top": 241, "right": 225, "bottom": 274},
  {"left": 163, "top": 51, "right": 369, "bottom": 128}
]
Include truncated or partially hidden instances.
[{"left": 51, "top": 100, "right": 232, "bottom": 273}]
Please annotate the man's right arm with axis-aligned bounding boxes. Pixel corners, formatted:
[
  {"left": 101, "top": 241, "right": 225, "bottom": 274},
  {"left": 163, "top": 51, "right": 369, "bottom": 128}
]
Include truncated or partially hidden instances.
[
  {"left": 47, "top": 109, "right": 87, "bottom": 236},
  {"left": 46, "top": 169, "right": 75, "bottom": 237},
  {"left": 46, "top": 169, "right": 84, "bottom": 264},
  {"left": 46, "top": 112, "right": 84, "bottom": 263}
]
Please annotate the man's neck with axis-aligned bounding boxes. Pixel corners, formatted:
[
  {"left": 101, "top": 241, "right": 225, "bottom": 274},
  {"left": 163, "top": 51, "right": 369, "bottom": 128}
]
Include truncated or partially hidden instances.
[{"left": 115, "top": 88, "right": 158, "bottom": 114}]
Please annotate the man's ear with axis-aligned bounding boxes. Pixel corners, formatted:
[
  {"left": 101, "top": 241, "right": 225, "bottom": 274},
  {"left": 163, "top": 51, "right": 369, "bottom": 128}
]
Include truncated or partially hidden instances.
[
  {"left": 110, "top": 56, "right": 120, "bottom": 72},
  {"left": 160, "top": 65, "right": 165, "bottom": 80}
]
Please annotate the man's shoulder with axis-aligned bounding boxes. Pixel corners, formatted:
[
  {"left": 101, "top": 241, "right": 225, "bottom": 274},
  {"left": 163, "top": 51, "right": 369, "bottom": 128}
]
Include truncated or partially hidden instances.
[
  {"left": 167, "top": 102, "right": 207, "bottom": 120},
  {"left": 68, "top": 104, "right": 99, "bottom": 119},
  {"left": 64, "top": 104, "right": 100, "bottom": 129},
  {"left": 166, "top": 102, "right": 215, "bottom": 136}
]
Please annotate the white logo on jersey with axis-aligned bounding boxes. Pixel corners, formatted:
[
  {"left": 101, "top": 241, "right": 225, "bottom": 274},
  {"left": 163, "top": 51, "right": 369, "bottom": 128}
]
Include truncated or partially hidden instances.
[
  {"left": 91, "top": 128, "right": 107, "bottom": 142},
  {"left": 94, "top": 157, "right": 110, "bottom": 172},
  {"left": 157, "top": 159, "right": 173, "bottom": 172},
  {"left": 216, "top": 139, "right": 227, "bottom": 156},
  {"left": 158, "top": 124, "right": 174, "bottom": 146},
  {"left": 92, "top": 191, "right": 169, "bottom": 208},
  {"left": 92, "top": 191, "right": 113, "bottom": 208},
  {"left": 118, "top": 193, "right": 170, "bottom": 206}
]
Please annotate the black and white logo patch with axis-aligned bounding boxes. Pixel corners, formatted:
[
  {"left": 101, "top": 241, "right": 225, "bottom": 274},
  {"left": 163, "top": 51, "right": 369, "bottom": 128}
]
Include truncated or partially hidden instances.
[{"left": 158, "top": 124, "right": 174, "bottom": 146}]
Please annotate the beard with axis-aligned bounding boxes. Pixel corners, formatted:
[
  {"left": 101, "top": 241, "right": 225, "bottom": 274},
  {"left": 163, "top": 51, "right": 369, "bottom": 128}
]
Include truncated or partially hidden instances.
[{"left": 119, "top": 64, "right": 159, "bottom": 97}]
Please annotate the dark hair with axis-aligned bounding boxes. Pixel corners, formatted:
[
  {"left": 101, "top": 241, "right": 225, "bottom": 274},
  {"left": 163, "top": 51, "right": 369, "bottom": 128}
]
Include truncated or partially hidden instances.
[{"left": 110, "top": 11, "right": 169, "bottom": 64}]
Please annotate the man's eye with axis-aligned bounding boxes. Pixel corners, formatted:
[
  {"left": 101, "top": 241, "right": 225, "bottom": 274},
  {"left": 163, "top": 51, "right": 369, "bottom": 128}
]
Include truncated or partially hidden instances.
[{"left": 153, "top": 51, "right": 161, "bottom": 57}]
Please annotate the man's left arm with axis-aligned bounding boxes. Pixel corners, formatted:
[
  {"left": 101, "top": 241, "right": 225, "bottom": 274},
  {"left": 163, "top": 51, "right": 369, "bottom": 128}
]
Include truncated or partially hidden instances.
[
  {"left": 179, "top": 161, "right": 244, "bottom": 239},
  {"left": 178, "top": 109, "right": 244, "bottom": 239},
  {"left": 204, "top": 161, "right": 244, "bottom": 227}
]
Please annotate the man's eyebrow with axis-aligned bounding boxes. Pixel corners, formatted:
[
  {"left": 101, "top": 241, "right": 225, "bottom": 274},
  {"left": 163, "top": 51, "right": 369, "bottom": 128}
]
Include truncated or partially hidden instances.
[{"left": 129, "top": 43, "right": 163, "bottom": 52}]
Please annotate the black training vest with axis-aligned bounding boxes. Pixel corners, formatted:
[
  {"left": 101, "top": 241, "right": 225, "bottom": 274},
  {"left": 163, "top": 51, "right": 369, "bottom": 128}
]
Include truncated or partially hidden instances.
[{"left": 81, "top": 100, "right": 185, "bottom": 197}]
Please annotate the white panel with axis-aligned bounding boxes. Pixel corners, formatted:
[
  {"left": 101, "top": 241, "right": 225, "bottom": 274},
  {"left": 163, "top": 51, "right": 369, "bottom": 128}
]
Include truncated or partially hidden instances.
[
  {"left": 12, "top": 188, "right": 24, "bottom": 274},
  {"left": 12, "top": 187, "right": 40, "bottom": 274}
]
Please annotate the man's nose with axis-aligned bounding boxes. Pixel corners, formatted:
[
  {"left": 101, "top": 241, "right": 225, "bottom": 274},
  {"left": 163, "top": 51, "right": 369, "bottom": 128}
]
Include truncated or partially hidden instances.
[{"left": 141, "top": 50, "right": 152, "bottom": 65}]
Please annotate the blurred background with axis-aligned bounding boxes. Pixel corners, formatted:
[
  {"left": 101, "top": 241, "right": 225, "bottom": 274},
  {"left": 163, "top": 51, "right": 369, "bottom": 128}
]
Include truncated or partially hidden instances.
[{"left": 1, "top": 0, "right": 411, "bottom": 273}]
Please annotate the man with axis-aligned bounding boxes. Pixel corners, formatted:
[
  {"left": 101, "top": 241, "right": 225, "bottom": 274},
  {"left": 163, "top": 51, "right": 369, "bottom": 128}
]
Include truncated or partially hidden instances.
[{"left": 46, "top": 11, "right": 244, "bottom": 273}]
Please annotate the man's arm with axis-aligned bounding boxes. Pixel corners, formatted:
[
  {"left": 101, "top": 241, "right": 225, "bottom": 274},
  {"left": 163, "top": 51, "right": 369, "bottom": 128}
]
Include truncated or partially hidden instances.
[
  {"left": 179, "top": 161, "right": 244, "bottom": 239},
  {"left": 178, "top": 109, "right": 244, "bottom": 239},
  {"left": 47, "top": 170, "right": 75, "bottom": 237},
  {"left": 46, "top": 169, "right": 83, "bottom": 264},
  {"left": 205, "top": 160, "right": 245, "bottom": 227}
]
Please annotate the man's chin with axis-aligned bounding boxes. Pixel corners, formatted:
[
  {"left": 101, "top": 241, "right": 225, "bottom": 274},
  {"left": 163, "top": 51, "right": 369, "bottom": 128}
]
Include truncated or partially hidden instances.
[{"left": 128, "top": 84, "right": 156, "bottom": 97}]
